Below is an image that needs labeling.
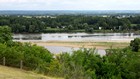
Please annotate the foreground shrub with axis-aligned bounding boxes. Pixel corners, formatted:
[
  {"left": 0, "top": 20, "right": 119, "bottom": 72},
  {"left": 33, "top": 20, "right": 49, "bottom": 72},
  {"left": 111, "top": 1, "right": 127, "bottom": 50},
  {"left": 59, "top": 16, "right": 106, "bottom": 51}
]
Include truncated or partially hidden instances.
[
  {"left": 130, "top": 38, "right": 140, "bottom": 52},
  {"left": 0, "top": 42, "right": 53, "bottom": 74},
  {"left": 48, "top": 48, "right": 140, "bottom": 79},
  {"left": 49, "top": 48, "right": 101, "bottom": 79}
]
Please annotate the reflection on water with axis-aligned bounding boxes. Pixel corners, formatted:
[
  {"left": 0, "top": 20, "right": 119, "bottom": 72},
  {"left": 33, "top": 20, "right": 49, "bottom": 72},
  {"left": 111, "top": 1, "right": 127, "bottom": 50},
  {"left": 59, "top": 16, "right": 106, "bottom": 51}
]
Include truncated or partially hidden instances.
[
  {"left": 13, "top": 34, "right": 41, "bottom": 40},
  {"left": 45, "top": 46, "right": 79, "bottom": 54},
  {"left": 45, "top": 46, "right": 106, "bottom": 56},
  {"left": 13, "top": 33, "right": 140, "bottom": 41}
]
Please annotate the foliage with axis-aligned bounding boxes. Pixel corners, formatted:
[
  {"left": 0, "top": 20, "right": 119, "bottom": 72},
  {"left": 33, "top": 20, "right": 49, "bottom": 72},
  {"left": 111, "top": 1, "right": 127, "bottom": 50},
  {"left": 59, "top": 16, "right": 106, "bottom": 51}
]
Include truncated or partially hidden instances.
[
  {"left": 0, "top": 15, "right": 139, "bottom": 33},
  {"left": 0, "top": 26, "right": 12, "bottom": 43},
  {"left": 49, "top": 48, "right": 99, "bottom": 79},
  {"left": 106, "top": 48, "right": 140, "bottom": 79},
  {"left": 0, "top": 27, "right": 53, "bottom": 74},
  {"left": 130, "top": 38, "right": 140, "bottom": 52},
  {"left": 0, "top": 42, "right": 53, "bottom": 74},
  {"left": 48, "top": 47, "right": 140, "bottom": 79}
]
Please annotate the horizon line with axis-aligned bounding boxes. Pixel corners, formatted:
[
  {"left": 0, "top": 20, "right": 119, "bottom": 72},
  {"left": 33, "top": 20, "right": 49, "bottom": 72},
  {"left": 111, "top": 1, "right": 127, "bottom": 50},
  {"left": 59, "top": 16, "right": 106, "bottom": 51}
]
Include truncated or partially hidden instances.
[{"left": 0, "top": 9, "right": 140, "bottom": 11}]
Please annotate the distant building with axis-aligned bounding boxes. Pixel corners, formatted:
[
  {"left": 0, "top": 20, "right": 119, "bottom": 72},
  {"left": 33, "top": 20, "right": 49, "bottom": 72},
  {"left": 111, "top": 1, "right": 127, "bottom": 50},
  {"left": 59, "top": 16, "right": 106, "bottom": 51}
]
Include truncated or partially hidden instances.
[
  {"left": 102, "top": 15, "right": 108, "bottom": 17},
  {"left": 99, "top": 27, "right": 102, "bottom": 30},
  {"left": 62, "top": 26, "right": 66, "bottom": 29},
  {"left": 22, "top": 16, "right": 32, "bottom": 18}
]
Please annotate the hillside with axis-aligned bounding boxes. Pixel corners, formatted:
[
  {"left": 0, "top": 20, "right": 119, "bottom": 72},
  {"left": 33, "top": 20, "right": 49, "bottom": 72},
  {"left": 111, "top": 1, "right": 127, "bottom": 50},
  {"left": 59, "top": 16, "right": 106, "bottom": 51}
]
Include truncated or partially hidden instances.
[{"left": 0, "top": 65, "right": 62, "bottom": 79}]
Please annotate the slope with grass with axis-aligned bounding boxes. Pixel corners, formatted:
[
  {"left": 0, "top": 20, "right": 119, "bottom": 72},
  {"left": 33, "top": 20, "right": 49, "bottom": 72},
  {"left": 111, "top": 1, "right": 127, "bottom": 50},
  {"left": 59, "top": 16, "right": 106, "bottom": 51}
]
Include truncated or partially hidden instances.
[{"left": 0, "top": 65, "right": 63, "bottom": 79}]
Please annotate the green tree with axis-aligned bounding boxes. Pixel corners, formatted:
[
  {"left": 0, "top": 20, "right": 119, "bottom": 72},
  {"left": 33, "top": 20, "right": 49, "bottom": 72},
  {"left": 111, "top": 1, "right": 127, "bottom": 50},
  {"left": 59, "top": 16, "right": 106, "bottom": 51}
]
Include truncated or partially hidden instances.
[
  {"left": 130, "top": 38, "right": 140, "bottom": 52},
  {"left": 0, "top": 26, "right": 12, "bottom": 43}
]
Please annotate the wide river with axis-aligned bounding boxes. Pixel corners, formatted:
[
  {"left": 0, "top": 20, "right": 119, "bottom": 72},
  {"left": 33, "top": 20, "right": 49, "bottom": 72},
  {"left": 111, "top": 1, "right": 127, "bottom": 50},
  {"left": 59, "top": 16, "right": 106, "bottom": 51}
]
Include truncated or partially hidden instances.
[
  {"left": 13, "top": 33, "right": 140, "bottom": 56},
  {"left": 13, "top": 33, "right": 139, "bottom": 42}
]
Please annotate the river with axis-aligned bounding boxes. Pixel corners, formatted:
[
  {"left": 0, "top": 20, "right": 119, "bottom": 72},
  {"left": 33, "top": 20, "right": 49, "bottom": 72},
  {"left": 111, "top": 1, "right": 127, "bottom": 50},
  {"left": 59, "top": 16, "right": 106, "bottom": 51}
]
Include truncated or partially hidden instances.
[{"left": 13, "top": 33, "right": 139, "bottom": 42}]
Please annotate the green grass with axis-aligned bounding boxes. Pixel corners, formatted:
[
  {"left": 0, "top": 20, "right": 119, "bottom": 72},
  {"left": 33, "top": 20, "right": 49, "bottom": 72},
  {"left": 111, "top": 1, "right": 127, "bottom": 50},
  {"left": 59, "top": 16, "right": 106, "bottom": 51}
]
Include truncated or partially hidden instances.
[
  {"left": 94, "top": 42, "right": 129, "bottom": 48},
  {"left": 0, "top": 65, "right": 63, "bottom": 79}
]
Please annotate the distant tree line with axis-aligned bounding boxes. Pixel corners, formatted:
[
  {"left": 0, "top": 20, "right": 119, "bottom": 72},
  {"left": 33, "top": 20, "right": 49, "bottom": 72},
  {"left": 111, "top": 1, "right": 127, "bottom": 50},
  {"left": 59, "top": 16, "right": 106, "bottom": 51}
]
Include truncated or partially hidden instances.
[{"left": 0, "top": 15, "right": 140, "bottom": 33}]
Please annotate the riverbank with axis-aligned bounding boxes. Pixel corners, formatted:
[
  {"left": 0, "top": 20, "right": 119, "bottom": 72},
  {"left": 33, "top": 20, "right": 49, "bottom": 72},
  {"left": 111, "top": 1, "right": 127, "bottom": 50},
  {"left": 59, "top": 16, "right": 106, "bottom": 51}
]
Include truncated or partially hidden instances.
[
  {"left": 15, "top": 40, "right": 130, "bottom": 49},
  {"left": 34, "top": 41, "right": 129, "bottom": 49}
]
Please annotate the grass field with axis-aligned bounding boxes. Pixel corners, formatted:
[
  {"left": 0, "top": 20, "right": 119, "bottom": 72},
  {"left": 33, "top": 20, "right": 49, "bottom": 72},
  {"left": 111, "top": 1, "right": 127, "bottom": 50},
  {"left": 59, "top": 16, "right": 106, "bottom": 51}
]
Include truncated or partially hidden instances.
[{"left": 0, "top": 65, "right": 63, "bottom": 79}]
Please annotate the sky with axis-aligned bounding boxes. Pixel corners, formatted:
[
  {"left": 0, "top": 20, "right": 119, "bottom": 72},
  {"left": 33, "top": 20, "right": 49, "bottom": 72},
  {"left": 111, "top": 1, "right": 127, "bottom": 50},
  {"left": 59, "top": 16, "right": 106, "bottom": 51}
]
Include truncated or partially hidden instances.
[{"left": 0, "top": 0, "right": 140, "bottom": 10}]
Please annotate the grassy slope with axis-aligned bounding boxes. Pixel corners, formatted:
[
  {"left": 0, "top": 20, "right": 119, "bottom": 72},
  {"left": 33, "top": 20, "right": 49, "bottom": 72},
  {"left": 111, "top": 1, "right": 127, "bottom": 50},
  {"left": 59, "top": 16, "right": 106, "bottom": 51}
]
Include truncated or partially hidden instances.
[{"left": 0, "top": 65, "right": 62, "bottom": 79}]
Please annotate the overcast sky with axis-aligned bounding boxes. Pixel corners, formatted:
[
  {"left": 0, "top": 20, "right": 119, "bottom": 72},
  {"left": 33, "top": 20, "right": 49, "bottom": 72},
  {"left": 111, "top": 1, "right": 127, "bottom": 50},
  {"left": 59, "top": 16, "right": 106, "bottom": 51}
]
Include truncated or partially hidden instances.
[{"left": 0, "top": 0, "right": 139, "bottom": 10}]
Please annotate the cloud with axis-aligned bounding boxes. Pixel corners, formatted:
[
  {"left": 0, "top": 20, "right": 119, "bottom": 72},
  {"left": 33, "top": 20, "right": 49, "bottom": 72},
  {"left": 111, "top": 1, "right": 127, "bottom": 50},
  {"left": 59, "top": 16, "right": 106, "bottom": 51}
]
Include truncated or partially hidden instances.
[{"left": 0, "top": 0, "right": 139, "bottom": 10}]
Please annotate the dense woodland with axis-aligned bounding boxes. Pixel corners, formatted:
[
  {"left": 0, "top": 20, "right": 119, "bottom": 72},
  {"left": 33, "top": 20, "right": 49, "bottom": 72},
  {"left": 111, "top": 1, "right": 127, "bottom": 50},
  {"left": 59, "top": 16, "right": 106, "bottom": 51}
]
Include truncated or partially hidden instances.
[
  {"left": 0, "top": 15, "right": 140, "bottom": 33},
  {"left": 1, "top": 26, "right": 140, "bottom": 79}
]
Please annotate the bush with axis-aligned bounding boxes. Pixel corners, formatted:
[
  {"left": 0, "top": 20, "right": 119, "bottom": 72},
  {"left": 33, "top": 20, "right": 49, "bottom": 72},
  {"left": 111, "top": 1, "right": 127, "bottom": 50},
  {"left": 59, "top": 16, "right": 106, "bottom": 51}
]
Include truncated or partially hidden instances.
[
  {"left": 49, "top": 48, "right": 101, "bottom": 79},
  {"left": 0, "top": 42, "right": 53, "bottom": 74},
  {"left": 48, "top": 48, "right": 140, "bottom": 79},
  {"left": 130, "top": 38, "right": 140, "bottom": 52}
]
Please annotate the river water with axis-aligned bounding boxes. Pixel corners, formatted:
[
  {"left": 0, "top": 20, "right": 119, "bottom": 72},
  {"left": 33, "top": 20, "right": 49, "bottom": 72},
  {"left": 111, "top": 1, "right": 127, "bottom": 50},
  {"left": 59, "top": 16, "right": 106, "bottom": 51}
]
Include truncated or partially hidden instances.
[
  {"left": 13, "top": 33, "right": 140, "bottom": 42},
  {"left": 45, "top": 46, "right": 106, "bottom": 56}
]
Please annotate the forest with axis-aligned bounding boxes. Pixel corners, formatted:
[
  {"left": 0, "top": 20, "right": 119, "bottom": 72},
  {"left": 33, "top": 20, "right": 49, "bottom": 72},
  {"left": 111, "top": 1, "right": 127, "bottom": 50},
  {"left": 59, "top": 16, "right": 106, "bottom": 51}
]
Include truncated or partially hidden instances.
[
  {"left": 0, "top": 15, "right": 140, "bottom": 33},
  {"left": 1, "top": 26, "right": 140, "bottom": 79}
]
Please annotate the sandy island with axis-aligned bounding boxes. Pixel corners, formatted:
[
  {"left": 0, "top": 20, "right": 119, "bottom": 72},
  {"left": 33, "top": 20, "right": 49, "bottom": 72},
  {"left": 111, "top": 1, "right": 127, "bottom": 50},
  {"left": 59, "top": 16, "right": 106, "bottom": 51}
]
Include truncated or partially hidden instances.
[{"left": 14, "top": 39, "right": 130, "bottom": 50}]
